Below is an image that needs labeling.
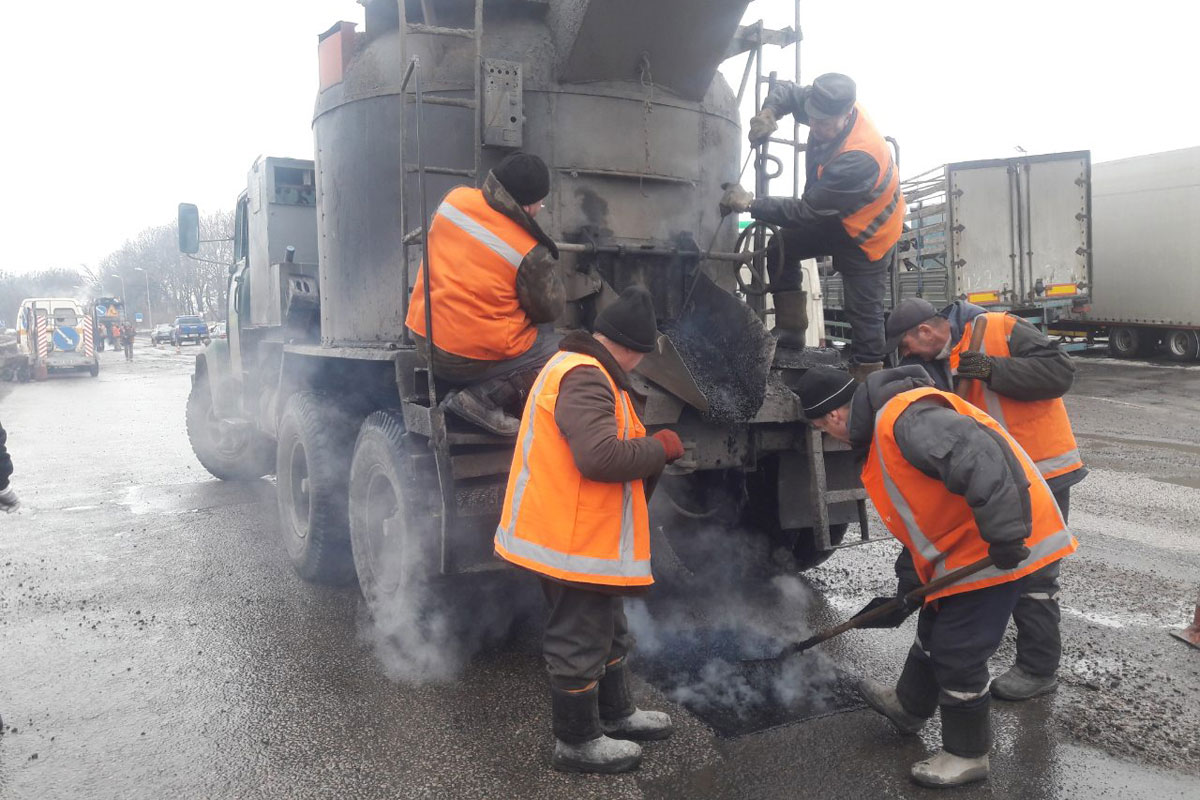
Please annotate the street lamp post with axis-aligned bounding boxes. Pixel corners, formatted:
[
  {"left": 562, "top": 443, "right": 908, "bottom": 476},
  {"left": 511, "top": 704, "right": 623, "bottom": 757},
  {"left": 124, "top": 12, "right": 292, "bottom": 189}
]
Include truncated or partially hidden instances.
[{"left": 134, "top": 268, "right": 152, "bottom": 328}]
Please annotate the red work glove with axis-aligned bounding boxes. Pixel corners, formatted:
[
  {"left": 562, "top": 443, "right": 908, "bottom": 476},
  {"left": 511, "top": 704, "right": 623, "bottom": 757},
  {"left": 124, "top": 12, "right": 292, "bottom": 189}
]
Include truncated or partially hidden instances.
[{"left": 651, "top": 430, "right": 685, "bottom": 463}]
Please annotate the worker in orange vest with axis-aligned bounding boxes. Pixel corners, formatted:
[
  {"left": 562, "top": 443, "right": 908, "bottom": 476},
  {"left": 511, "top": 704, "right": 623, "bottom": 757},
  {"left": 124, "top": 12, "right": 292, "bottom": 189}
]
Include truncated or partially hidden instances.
[
  {"left": 720, "top": 73, "right": 905, "bottom": 382},
  {"left": 885, "top": 297, "right": 1085, "bottom": 701},
  {"left": 406, "top": 153, "right": 565, "bottom": 436},
  {"left": 494, "top": 286, "right": 685, "bottom": 774},
  {"left": 793, "top": 365, "right": 1076, "bottom": 788}
]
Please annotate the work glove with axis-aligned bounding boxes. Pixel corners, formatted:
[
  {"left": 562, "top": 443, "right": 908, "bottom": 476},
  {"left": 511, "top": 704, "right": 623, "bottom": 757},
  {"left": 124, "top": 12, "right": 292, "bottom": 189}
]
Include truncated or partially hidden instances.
[
  {"left": 894, "top": 582, "right": 922, "bottom": 617},
  {"left": 651, "top": 429, "right": 686, "bottom": 463},
  {"left": 748, "top": 107, "right": 778, "bottom": 145},
  {"left": 956, "top": 351, "right": 994, "bottom": 381},
  {"left": 719, "top": 183, "right": 754, "bottom": 217},
  {"left": 988, "top": 540, "right": 1030, "bottom": 571},
  {"left": 0, "top": 487, "right": 19, "bottom": 514}
]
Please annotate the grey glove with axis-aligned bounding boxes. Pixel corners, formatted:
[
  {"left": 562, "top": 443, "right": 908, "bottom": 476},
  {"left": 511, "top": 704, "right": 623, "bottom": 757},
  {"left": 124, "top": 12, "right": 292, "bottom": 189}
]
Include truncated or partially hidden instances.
[
  {"left": 0, "top": 487, "right": 19, "bottom": 514},
  {"left": 956, "top": 351, "right": 994, "bottom": 381},
  {"left": 748, "top": 107, "right": 778, "bottom": 145},
  {"left": 719, "top": 183, "right": 754, "bottom": 217}
]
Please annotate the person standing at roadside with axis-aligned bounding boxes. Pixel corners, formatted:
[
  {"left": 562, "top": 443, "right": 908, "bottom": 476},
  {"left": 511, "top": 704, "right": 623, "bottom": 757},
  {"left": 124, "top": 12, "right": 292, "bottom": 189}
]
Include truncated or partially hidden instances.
[
  {"left": 885, "top": 297, "right": 1085, "bottom": 700},
  {"left": 494, "top": 286, "right": 684, "bottom": 774},
  {"left": 120, "top": 321, "right": 136, "bottom": 361},
  {"left": 0, "top": 420, "right": 17, "bottom": 515}
]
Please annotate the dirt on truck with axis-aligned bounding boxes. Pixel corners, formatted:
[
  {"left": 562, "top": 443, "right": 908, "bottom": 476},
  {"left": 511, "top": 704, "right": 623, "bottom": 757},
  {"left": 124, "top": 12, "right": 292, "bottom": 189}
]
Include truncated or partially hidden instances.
[{"left": 177, "top": 0, "right": 879, "bottom": 626}]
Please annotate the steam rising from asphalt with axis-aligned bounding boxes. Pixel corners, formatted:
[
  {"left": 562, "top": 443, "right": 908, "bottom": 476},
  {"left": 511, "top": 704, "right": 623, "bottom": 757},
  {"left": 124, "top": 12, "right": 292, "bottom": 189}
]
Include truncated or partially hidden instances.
[
  {"left": 357, "top": 542, "right": 539, "bottom": 685},
  {"left": 629, "top": 515, "right": 849, "bottom": 727}
]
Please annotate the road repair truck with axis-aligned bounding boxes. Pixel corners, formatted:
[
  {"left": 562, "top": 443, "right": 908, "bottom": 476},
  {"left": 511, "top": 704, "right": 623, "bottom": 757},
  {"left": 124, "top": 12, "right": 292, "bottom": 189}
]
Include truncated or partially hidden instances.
[
  {"left": 178, "top": 0, "right": 877, "bottom": 614},
  {"left": 1056, "top": 146, "right": 1200, "bottom": 360},
  {"left": 15, "top": 297, "right": 99, "bottom": 380}
]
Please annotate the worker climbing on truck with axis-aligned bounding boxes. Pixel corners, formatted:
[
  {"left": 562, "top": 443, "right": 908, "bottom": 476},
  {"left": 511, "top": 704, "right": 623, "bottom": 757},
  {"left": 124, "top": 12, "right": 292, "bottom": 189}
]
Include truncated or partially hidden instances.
[
  {"left": 494, "top": 286, "right": 685, "bottom": 774},
  {"left": 405, "top": 152, "right": 566, "bottom": 436},
  {"left": 793, "top": 365, "right": 1077, "bottom": 788},
  {"left": 885, "top": 296, "right": 1087, "bottom": 701},
  {"left": 720, "top": 73, "right": 905, "bottom": 381}
]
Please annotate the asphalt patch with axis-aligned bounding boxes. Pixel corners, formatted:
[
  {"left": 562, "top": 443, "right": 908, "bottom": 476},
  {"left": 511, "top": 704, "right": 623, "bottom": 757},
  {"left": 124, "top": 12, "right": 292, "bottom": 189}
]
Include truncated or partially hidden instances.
[{"left": 634, "top": 627, "right": 865, "bottom": 738}]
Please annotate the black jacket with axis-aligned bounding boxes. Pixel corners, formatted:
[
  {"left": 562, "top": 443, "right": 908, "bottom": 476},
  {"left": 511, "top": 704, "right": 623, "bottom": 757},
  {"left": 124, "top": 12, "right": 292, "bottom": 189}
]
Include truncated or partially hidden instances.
[
  {"left": 750, "top": 80, "right": 882, "bottom": 227},
  {"left": 0, "top": 421, "right": 12, "bottom": 492},
  {"left": 849, "top": 367, "right": 1036, "bottom": 592}
]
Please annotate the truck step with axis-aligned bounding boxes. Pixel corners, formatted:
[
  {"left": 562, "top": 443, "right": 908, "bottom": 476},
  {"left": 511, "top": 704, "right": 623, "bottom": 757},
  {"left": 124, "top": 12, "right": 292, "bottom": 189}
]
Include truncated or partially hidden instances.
[{"left": 406, "top": 23, "right": 476, "bottom": 39}]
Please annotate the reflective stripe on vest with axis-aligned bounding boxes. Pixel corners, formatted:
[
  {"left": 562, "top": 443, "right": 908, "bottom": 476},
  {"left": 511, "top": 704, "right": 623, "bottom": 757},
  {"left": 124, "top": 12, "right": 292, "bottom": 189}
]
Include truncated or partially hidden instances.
[
  {"left": 861, "top": 387, "right": 1077, "bottom": 602},
  {"left": 494, "top": 352, "right": 653, "bottom": 586},
  {"left": 405, "top": 186, "right": 539, "bottom": 361},
  {"left": 951, "top": 313, "right": 1083, "bottom": 479},
  {"left": 817, "top": 105, "right": 906, "bottom": 261}
]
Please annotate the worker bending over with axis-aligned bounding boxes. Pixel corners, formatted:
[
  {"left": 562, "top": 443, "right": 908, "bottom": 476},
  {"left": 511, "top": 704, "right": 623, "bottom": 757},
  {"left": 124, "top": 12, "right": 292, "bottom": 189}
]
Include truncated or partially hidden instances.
[
  {"left": 793, "top": 366, "right": 1076, "bottom": 788},
  {"left": 720, "top": 73, "right": 905, "bottom": 381},
  {"left": 494, "top": 286, "right": 685, "bottom": 774},
  {"left": 406, "top": 152, "right": 565, "bottom": 436},
  {"left": 886, "top": 297, "right": 1086, "bottom": 700}
]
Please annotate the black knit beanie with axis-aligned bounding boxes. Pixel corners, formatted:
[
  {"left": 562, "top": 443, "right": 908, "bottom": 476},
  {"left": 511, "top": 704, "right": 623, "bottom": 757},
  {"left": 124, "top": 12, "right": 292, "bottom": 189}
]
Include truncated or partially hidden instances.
[
  {"left": 492, "top": 153, "right": 550, "bottom": 206},
  {"left": 794, "top": 366, "right": 856, "bottom": 420},
  {"left": 594, "top": 285, "right": 658, "bottom": 353}
]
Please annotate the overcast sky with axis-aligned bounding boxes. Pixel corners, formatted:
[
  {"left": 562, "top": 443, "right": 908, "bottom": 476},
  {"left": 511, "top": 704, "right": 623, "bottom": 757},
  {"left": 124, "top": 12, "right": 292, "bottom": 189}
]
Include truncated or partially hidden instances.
[{"left": 4, "top": 0, "right": 1196, "bottom": 275}]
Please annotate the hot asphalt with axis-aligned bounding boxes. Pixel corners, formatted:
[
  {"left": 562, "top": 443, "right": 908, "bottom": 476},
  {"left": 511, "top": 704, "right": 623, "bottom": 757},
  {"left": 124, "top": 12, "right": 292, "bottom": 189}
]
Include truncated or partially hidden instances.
[{"left": 0, "top": 341, "right": 1196, "bottom": 799}]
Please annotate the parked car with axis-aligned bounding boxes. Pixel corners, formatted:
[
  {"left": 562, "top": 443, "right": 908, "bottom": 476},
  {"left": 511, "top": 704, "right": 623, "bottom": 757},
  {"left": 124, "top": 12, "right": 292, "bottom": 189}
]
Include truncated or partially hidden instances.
[
  {"left": 172, "top": 315, "right": 210, "bottom": 346},
  {"left": 210, "top": 322, "right": 227, "bottom": 339},
  {"left": 151, "top": 323, "right": 175, "bottom": 345}
]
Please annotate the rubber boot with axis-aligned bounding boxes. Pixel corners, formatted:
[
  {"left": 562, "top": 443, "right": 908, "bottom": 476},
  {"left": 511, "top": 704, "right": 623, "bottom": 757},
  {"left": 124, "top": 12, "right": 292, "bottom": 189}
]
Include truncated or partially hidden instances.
[
  {"left": 598, "top": 660, "right": 673, "bottom": 741},
  {"left": 443, "top": 382, "right": 521, "bottom": 437},
  {"left": 771, "top": 290, "right": 809, "bottom": 350},
  {"left": 858, "top": 678, "right": 927, "bottom": 735},
  {"left": 848, "top": 361, "right": 883, "bottom": 382},
  {"left": 911, "top": 698, "right": 992, "bottom": 788},
  {"left": 551, "top": 686, "right": 642, "bottom": 774},
  {"left": 991, "top": 665, "right": 1058, "bottom": 701}
]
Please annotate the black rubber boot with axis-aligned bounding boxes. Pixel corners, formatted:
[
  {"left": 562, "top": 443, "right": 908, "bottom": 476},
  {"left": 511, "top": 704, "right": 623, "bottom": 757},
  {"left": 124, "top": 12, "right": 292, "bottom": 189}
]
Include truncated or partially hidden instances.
[
  {"left": 771, "top": 289, "right": 809, "bottom": 349},
  {"left": 599, "top": 660, "right": 672, "bottom": 741},
  {"left": 551, "top": 686, "right": 641, "bottom": 774}
]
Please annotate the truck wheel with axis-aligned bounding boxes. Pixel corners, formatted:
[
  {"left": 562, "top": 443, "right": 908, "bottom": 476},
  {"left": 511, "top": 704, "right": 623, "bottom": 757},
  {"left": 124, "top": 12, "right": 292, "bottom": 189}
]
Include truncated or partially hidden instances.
[
  {"left": 1163, "top": 329, "right": 1200, "bottom": 362},
  {"left": 787, "top": 524, "right": 849, "bottom": 570},
  {"left": 89, "top": 361, "right": 99, "bottom": 377},
  {"left": 1108, "top": 326, "right": 1157, "bottom": 358},
  {"left": 186, "top": 377, "right": 274, "bottom": 480},
  {"left": 348, "top": 410, "right": 440, "bottom": 612},
  {"left": 276, "top": 392, "right": 357, "bottom": 585}
]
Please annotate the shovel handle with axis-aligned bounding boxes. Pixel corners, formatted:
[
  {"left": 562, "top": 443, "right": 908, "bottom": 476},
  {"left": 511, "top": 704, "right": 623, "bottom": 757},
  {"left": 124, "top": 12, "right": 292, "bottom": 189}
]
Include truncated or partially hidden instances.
[{"left": 753, "top": 556, "right": 996, "bottom": 662}]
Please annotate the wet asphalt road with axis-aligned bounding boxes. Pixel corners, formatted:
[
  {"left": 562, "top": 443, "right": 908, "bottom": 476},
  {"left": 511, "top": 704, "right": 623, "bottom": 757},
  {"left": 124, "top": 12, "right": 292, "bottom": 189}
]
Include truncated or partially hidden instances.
[{"left": 0, "top": 342, "right": 1197, "bottom": 799}]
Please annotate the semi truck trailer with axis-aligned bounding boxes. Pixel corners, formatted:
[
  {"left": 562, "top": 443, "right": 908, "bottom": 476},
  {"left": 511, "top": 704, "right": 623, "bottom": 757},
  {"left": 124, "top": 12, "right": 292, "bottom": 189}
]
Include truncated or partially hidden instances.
[{"left": 1058, "top": 147, "right": 1200, "bottom": 360}]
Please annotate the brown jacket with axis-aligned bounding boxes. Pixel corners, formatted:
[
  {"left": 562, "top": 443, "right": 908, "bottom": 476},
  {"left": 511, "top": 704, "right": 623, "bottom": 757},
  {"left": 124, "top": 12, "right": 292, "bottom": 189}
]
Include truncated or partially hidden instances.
[{"left": 540, "top": 331, "right": 666, "bottom": 595}]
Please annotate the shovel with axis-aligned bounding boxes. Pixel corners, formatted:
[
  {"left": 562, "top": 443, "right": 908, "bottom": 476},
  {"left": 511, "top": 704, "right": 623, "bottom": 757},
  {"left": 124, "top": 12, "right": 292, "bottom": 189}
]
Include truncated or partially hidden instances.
[{"left": 743, "top": 556, "right": 996, "bottom": 664}]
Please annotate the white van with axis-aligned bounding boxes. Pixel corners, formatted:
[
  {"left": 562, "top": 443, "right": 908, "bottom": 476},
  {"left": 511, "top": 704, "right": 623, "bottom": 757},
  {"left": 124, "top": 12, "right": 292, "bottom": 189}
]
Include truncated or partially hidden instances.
[{"left": 15, "top": 297, "right": 99, "bottom": 377}]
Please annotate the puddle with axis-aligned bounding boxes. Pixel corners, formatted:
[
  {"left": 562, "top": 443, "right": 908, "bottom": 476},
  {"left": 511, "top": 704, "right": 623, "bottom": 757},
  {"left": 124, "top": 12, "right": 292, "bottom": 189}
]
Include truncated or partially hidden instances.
[
  {"left": 634, "top": 627, "right": 864, "bottom": 738},
  {"left": 122, "top": 481, "right": 274, "bottom": 515}
]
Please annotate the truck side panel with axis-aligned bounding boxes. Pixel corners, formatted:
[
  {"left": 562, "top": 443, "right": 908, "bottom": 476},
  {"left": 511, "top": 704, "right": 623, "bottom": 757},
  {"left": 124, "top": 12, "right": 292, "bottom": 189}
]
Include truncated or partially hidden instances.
[{"left": 1080, "top": 147, "right": 1200, "bottom": 327}]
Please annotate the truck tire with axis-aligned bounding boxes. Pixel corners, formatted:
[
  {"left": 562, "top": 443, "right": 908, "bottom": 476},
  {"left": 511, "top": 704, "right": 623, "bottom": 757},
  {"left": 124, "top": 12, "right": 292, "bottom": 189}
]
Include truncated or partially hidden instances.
[
  {"left": 1108, "top": 326, "right": 1157, "bottom": 358},
  {"left": 88, "top": 361, "right": 99, "bottom": 377},
  {"left": 348, "top": 410, "right": 440, "bottom": 612},
  {"left": 186, "top": 376, "right": 274, "bottom": 481},
  {"left": 276, "top": 392, "right": 358, "bottom": 586},
  {"left": 1163, "top": 329, "right": 1200, "bottom": 362}
]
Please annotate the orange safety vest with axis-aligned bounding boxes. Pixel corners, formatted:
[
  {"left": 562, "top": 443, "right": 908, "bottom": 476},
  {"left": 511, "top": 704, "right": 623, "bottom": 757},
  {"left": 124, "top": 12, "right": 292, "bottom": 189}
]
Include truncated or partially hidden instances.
[
  {"left": 817, "top": 104, "right": 906, "bottom": 261},
  {"left": 405, "top": 186, "right": 539, "bottom": 361},
  {"left": 951, "top": 313, "right": 1083, "bottom": 480},
  {"left": 494, "top": 351, "right": 653, "bottom": 588},
  {"left": 860, "top": 387, "right": 1077, "bottom": 602}
]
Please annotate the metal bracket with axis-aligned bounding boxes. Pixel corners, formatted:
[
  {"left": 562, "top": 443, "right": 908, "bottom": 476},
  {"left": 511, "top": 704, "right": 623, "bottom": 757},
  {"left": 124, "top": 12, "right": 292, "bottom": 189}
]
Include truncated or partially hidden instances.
[{"left": 482, "top": 59, "right": 523, "bottom": 147}]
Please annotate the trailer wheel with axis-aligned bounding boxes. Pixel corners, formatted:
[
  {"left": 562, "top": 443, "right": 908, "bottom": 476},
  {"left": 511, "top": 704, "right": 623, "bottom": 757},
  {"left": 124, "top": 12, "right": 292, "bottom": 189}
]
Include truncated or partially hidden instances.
[
  {"left": 1108, "top": 326, "right": 1157, "bottom": 358},
  {"left": 1163, "top": 329, "right": 1200, "bottom": 362},
  {"left": 275, "top": 392, "right": 357, "bottom": 585},
  {"left": 186, "top": 376, "right": 274, "bottom": 480},
  {"left": 347, "top": 410, "right": 442, "bottom": 612}
]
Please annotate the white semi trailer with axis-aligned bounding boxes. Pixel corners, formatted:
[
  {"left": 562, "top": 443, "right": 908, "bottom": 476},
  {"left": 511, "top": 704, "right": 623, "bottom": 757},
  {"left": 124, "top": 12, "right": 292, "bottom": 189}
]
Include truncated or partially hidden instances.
[{"left": 1060, "top": 147, "right": 1200, "bottom": 360}]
